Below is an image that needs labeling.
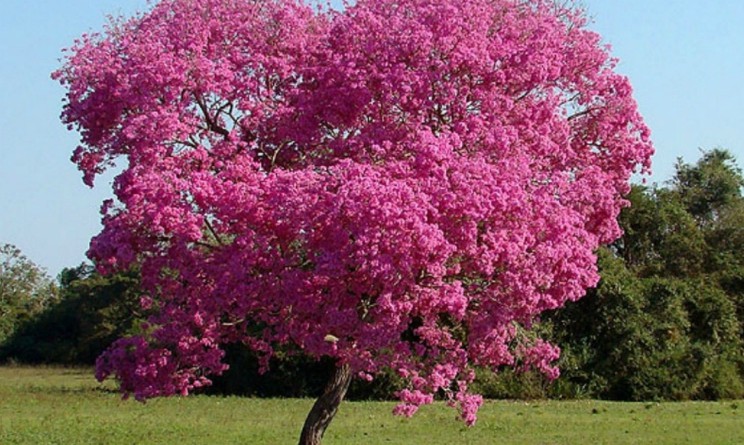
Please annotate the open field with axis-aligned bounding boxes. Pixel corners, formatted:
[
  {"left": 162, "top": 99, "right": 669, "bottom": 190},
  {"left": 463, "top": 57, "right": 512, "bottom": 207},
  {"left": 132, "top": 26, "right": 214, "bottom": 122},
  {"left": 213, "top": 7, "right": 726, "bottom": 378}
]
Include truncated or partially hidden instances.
[{"left": 1, "top": 366, "right": 742, "bottom": 444}]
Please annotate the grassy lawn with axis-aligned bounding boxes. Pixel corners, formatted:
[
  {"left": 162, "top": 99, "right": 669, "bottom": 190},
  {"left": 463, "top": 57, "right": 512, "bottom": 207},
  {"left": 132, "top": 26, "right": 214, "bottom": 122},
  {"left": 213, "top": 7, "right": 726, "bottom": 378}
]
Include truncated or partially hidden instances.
[{"left": 1, "top": 366, "right": 742, "bottom": 444}]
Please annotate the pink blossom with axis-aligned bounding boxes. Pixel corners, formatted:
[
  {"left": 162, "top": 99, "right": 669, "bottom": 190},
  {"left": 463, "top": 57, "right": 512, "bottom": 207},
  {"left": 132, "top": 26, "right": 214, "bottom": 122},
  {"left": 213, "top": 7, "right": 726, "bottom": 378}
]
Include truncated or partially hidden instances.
[{"left": 58, "top": 0, "right": 652, "bottom": 425}]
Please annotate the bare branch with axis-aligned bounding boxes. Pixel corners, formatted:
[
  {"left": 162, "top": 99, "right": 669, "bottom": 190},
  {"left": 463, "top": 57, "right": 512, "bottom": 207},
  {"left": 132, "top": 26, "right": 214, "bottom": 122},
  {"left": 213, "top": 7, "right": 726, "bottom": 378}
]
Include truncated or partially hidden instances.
[
  {"left": 567, "top": 107, "right": 596, "bottom": 121},
  {"left": 204, "top": 218, "right": 226, "bottom": 246},
  {"left": 195, "top": 94, "right": 231, "bottom": 139}
]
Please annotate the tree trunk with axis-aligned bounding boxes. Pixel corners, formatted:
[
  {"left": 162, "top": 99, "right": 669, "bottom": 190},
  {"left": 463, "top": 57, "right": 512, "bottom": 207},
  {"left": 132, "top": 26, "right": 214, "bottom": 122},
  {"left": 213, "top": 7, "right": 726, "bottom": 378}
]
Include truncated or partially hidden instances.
[{"left": 298, "top": 363, "right": 353, "bottom": 445}]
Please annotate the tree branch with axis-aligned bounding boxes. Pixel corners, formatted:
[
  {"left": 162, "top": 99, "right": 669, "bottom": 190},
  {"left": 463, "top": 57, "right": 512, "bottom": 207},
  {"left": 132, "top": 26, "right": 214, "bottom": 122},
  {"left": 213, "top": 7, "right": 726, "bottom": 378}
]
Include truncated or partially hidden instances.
[
  {"left": 195, "top": 94, "right": 231, "bottom": 139},
  {"left": 204, "top": 219, "right": 225, "bottom": 246}
]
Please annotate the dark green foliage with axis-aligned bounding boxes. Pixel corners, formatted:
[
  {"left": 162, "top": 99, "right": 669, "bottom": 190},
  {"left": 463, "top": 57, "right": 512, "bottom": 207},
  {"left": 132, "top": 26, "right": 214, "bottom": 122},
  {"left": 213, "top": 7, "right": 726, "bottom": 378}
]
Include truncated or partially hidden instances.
[
  {"left": 206, "top": 346, "right": 338, "bottom": 398},
  {"left": 0, "top": 243, "right": 58, "bottom": 343},
  {"left": 206, "top": 345, "right": 404, "bottom": 401},
  {"left": 616, "top": 187, "right": 708, "bottom": 277},
  {"left": 470, "top": 368, "right": 554, "bottom": 400},
  {"left": 548, "top": 272, "right": 743, "bottom": 401},
  {"left": 535, "top": 149, "right": 744, "bottom": 401},
  {"left": 673, "top": 149, "right": 744, "bottom": 223},
  {"left": 0, "top": 265, "right": 145, "bottom": 364}
]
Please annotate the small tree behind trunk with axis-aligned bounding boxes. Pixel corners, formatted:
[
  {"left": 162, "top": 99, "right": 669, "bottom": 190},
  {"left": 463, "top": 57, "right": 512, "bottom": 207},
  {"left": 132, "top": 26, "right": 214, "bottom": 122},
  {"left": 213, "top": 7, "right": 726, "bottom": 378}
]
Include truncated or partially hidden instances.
[{"left": 298, "top": 363, "right": 353, "bottom": 445}]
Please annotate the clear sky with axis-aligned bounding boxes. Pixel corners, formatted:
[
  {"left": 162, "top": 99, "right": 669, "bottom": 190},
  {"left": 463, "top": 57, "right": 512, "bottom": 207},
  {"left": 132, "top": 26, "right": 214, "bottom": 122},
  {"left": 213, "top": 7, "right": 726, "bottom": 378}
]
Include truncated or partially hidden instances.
[{"left": 1, "top": 0, "right": 743, "bottom": 277}]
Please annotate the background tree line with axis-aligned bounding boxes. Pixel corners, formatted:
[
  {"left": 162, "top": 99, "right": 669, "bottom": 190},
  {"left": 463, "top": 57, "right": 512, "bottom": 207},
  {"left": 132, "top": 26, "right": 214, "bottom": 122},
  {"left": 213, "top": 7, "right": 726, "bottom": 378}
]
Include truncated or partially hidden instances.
[
  {"left": 2, "top": 148, "right": 743, "bottom": 401},
  {"left": 0, "top": 244, "right": 58, "bottom": 344},
  {"left": 544, "top": 148, "right": 744, "bottom": 401}
]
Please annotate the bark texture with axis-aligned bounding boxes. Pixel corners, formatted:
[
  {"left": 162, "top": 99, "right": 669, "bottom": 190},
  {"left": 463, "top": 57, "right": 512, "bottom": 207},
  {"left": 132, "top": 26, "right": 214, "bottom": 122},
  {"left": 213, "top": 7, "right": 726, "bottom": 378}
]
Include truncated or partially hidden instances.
[{"left": 298, "top": 363, "right": 353, "bottom": 445}]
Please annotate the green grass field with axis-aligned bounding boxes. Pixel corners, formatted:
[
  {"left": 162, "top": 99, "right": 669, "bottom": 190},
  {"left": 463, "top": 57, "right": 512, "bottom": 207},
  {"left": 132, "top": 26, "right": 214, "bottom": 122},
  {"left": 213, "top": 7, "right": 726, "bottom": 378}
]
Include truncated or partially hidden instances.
[{"left": 1, "top": 366, "right": 742, "bottom": 444}]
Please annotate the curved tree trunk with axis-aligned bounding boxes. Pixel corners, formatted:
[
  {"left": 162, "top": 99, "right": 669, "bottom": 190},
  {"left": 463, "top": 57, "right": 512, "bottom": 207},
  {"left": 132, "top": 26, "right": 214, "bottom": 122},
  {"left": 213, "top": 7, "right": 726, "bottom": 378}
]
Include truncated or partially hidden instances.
[{"left": 298, "top": 363, "right": 352, "bottom": 445}]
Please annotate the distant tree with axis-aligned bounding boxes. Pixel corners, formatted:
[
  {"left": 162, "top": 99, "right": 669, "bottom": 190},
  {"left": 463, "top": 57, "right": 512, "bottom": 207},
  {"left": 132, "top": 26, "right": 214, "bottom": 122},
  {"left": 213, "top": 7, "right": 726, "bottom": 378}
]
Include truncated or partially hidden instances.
[
  {"left": 547, "top": 149, "right": 744, "bottom": 401},
  {"left": 0, "top": 264, "right": 145, "bottom": 364},
  {"left": 551, "top": 256, "right": 743, "bottom": 400},
  {"left": 55, "top": 1, "right": 652, "bottom": 442},
  {"left": 615, "top": 186, "right": 707, "bottom": 277},
  {"left": 0, "top": 243, "right": 57, "bottom": 342},
  {"left": 665, "top": 150, "right": 744, "bottom": 345},
  {"left": 672, "top": 149, "right": 744, "bottom": 224}
]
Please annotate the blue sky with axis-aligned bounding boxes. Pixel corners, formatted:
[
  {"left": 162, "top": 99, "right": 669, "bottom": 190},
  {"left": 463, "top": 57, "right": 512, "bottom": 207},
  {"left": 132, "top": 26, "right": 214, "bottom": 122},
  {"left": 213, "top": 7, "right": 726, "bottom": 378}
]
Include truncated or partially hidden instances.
[{"left": 1, "top": 0, "right": 743, "bottom": 276}]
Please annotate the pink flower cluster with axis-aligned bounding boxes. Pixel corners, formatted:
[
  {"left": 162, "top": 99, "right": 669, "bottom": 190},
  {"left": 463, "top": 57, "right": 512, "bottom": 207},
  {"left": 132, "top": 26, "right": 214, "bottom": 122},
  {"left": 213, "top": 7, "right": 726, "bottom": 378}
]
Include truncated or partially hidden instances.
[{"left": 56, "top": 0, "right": 652, "bottom": 424}]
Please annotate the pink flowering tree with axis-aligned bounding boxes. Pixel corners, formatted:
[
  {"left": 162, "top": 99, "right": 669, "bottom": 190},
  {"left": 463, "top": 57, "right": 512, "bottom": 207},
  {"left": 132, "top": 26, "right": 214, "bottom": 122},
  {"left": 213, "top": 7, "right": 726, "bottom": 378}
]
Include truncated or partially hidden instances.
[{"left": 55, "top": 0, "right": 652, "bottom": 443}]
